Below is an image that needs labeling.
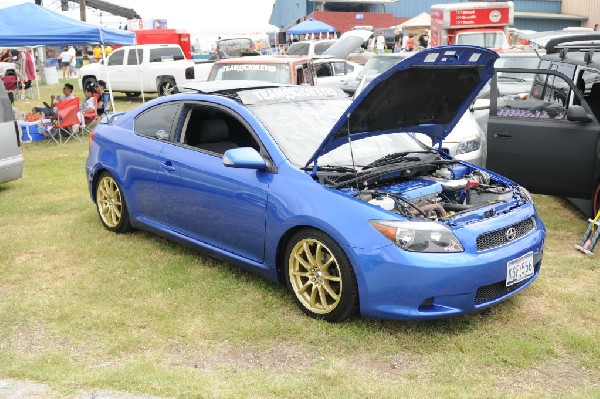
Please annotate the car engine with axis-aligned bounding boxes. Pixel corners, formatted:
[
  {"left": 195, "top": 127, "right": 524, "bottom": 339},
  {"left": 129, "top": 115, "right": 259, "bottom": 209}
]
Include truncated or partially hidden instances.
[{"left": 333, "top": 161, "right": 519, "bottom": 220}]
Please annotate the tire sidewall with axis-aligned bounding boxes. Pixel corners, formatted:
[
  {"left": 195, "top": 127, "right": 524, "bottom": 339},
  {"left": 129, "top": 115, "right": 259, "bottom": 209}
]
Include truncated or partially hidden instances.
[
  {"left": 284, "top": 229, "right": 358, "bottom": 322},
  {"left": 95, "top": 171, "right": 131, "bottom": 233}
]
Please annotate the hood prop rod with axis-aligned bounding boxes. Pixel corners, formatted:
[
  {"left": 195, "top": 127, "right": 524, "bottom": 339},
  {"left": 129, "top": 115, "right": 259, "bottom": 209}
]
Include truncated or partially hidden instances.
[{"left": 345, "top": 112, "right": 360, "bottom": 192}]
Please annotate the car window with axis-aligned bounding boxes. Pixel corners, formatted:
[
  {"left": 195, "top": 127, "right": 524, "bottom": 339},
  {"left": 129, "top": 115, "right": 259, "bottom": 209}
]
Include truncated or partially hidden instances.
[
  {"left": 107, "top": 49, "right": 124, "bottom": 66},
  {"left": 149, "top": 47, "right": 185, "bottom": 62},
  {"left": 179, "top": 103, "right": 261, "bottom": 156},
  {"left": 134, "top": 102, "right": 180, "bottom": 139},
  {"left": 495, "top": 71, "right": 571, "bottom": 120},
  {"left": 127, "top": 49, "right": 143, "bottom": 65},
  {"left": 314, "top": 42, "right": 334, "bottom": 55},
  {"left": 333, "top": 62, "right": 352, "bottom": 75},
  {"left": 286, "top": 42, "right": 309, "bottom": 56}
]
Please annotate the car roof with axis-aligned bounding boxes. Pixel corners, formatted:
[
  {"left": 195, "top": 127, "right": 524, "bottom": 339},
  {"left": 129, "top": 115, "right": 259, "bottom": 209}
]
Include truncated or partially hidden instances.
[
  {"left": 213, "top": 55, "right": 313, "bottom": 65},
  {"left": 542, "top": 50, "right": 600, "bottom": 69}
]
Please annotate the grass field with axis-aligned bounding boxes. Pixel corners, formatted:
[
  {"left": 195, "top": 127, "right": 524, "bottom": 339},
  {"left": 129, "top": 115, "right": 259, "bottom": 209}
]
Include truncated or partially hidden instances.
[{"left": 1, "top": 80, "right": 599, "bottom": 398}]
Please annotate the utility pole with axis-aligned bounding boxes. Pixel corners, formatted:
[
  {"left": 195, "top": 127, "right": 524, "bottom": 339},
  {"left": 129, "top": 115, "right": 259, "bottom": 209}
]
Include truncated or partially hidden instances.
[{"left": 79, "top": 0, "right": 87, "bottom": 21}]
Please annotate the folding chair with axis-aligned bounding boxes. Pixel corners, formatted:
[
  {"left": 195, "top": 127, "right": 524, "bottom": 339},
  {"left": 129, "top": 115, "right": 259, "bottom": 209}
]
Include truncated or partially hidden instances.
[
  {"left": 54, "top": 97, "right": 82, "bottom": 144},
  {"left": 81, "top": 111, "right": 98, "bottom": 136}
]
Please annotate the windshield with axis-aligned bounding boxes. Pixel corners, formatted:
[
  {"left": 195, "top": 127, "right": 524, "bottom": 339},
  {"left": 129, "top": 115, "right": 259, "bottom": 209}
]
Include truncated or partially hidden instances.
[
  {"left": 357, "top": 56, "right": 406, "bottom": 81},
  {"left": 495, "top": 56, "right": 540, "bottom": 82},
  {"left": 217, "top": 38, "right": 254, "bottom": 58},
  {"left": 209, "top": 63, "right": 292, "bottom": 83},
  {"left": 456, "top": 32, "right": 509, "bottom": 49},
  {"left": 249, "top": 98, "right": 427, "bottom": 167}
]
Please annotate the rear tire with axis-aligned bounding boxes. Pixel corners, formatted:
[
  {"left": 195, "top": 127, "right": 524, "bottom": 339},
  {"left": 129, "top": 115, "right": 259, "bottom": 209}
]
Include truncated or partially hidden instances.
[
  {"left": 158, "top": 78, "right": 177, "bottom": 96},
  {"left": 82, "top": 77, "right": 97, "bottom": 90},
  {"left": 284, "top": 229, "right": 358, "bottom": 322},
  {"left": 95, "top": 172, "right": 132, "bottom": 233}
]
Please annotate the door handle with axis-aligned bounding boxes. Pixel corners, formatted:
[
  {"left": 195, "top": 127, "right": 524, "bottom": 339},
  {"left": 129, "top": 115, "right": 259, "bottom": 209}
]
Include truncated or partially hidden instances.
[
  {"left": 492, "top": 132, "right": 512, "bottom": 139},
  {"left": 160, "top": 161, "right": 176, "bottom": 172}
]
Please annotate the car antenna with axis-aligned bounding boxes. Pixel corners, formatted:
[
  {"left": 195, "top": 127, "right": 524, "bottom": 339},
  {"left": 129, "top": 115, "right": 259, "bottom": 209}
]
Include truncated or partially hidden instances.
[{"left": 345, "top": 112, "right": 360, "bottom": 192}]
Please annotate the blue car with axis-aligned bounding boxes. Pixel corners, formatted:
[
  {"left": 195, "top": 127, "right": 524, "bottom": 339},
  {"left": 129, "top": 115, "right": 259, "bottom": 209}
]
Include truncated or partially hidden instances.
[{"left": 86, "top": 46, "right": 545, "bottom": 322}]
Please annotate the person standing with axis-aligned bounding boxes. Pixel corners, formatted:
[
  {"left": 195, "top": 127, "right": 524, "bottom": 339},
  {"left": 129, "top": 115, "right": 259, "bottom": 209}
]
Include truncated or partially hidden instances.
[
  {"left": 58, "top": 47, "right": 72, "bottom": 79},
  {"left": 376, "top": 32, "right": 386, "bottom": 55},
  {"left": 68, "top": 46, "right": 77, "bottom": 78},
  {"left": 367, "top": 34, "right": 375, "bottom": 52},
  {"left": 104, "top": 45, "right": 113, "bottom": 58},
  {"left": 93, "top": 45, "right": 103, "bottom": 62}
]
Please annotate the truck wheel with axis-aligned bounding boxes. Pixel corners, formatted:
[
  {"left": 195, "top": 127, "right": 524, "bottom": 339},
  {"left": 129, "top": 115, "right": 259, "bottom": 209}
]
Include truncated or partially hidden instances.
[
  {"left": 82, "top": 77, "right": 97, "bottom": 90},
  {"left": 158, "top": 78, "right": 177, "bottom": 96},
  {"left": 125, "top": 92, "right": 141, "bottom": 98}
]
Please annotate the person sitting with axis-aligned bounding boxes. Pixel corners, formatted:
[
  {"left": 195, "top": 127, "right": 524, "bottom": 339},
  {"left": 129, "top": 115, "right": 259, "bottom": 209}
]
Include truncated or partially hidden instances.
[
  {"left": 2, "top": 70, "right": 18, "bottom": 105},
  {"left": 32, "top": 83, "right": 76, "bottom": 117},
  {"left": 95, "top": 80, "right": 107, "bottom": 115},
  {"left": 79, "top": 85, "right": 97, "bottom": 126}
]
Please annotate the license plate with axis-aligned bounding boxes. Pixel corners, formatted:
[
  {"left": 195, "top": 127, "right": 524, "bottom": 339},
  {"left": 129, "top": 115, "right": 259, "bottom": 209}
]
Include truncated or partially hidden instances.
[{"left": 506, "top": 251, "right": 534, "bottom": 287}]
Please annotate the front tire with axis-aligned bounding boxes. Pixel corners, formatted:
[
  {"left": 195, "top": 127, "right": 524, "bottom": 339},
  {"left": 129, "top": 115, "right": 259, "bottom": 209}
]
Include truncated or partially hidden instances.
[
  {"left": 95, "top": 172, "right": 132, "bottom": 233},
  {"left": 284, "top": 229, "right": 358, "bottom": 322},
  {"left": 158, "top": 78, "right": 177, "bottom": 96}
]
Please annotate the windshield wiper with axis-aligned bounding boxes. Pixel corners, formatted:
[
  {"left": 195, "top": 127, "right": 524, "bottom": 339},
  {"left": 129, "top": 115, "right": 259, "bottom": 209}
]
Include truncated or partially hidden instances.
[
  {"left": 362, "top": 151, "right": 434, "bottom": 170},
  {"left": 301, "top": 164, "right": 357, "bottom": 173}
]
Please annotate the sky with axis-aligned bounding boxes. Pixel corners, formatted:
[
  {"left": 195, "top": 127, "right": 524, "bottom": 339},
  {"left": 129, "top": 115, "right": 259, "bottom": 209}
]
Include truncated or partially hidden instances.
[{"left": 2, "top": 0, "right": 278, "bottom": 34}]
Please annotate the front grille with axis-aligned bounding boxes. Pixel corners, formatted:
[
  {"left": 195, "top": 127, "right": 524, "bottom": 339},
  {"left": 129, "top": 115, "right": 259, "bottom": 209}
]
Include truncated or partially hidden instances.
[
  {"left": 474, "top": 277, "right": 531, "bottom": 305},
  {"left": 476, "top": 217, "right": 535, "bottom": 252}
]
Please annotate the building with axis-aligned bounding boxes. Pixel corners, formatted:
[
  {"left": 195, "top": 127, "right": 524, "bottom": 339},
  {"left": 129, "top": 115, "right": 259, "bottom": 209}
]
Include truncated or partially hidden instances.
[{"left": 270, "top": 0, "right": 600, "bottom": 34}]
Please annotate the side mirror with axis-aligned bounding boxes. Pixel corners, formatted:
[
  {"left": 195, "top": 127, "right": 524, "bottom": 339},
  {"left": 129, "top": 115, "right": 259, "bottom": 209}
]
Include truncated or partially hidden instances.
[
  {"left": 223, "top": 147, "right": 266, "bottom": 170},
  {"left": 566, "top": 105, "right": 592, "bottom": 123}
]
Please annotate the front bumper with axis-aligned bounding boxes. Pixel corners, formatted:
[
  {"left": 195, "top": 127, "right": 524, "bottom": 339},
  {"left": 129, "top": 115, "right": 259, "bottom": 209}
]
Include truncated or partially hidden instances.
[
  {"left": 0, "top": 154, "right": 24, "bottom": 184},
  {"left": 349, "top": 209, "right": 545, "bottom": 320}
]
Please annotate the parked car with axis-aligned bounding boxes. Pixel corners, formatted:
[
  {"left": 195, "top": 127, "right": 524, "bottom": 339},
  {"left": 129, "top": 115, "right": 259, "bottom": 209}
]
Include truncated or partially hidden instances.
[
  {"left": 286, "top": 30, "right": 375, "bottom": 65},
  {"left": 207, "top": 55, "right": 316, "bottom": 85},
  {"left": 78, "top": 44, "right": 201, "bottom": 97},
  {"left": 486, "top": 35, "right": 600, "bottom": 216},
  {"left": 86, "top": 46, "right": 545, "bottom": 322},
  {"left": 339, "top": 52, "right": 413, "bottom": 95},
  {"left": 314, "top": 58, "right": 362, "bottom": 87},
  {"left": 0, "top": 83, "right": 23, "bottom": 184}
]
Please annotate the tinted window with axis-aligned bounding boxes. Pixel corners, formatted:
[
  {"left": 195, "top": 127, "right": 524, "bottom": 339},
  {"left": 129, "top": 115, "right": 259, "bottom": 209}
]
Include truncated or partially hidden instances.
[
  {"left": 333, "top": 61, "right": 352, "bottom": 75},
  {"left": 286, "top": 42, "right": 309, "bottom": 55},
  {"left": 107, "top": 49, "right": 124, "bottom": 66},
  {"left": 314, "top": 42, "right": 334, "bottom": 55},
  {"left": 149, "top": 48, "right": 185, "bottom": 62},
  {"left": 127, "top": 49, "right": 143, "bottom": 65},
  {"left": 135, "top": 102, "right": 179, "bottom": 139},
  {"left": 217, "top": 38, "right": 254, "bottom": 58}
]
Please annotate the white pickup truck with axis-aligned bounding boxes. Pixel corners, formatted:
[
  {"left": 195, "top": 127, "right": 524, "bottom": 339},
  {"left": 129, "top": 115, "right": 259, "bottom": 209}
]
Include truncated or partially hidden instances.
[{"left": 78, "top": 44, "right": 211, "bottom": 97}]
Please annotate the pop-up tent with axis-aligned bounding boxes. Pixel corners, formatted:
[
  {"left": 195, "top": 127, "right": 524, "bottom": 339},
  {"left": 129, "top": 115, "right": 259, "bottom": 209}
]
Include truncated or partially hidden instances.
[
  {"left": 287, "top": 18, "right": 336, "bottom": 35},
  {"left": 0, "top": 2, "right": 135, "bottom": 46},
  {"left": 0, "top": 2, "right": 135, "bottom": 110}
]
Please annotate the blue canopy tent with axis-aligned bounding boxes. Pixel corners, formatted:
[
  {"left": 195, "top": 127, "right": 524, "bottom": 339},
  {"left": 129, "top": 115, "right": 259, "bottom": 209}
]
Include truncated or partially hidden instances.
[
  {"left": 0, "top": 2, "right": 135, "bottom": 110},
  {"left": 0, "top": 2, "right": 135, "bottom": 46},
  {"left": 287, "top": 18, "right": 336, "bottom": 35}
]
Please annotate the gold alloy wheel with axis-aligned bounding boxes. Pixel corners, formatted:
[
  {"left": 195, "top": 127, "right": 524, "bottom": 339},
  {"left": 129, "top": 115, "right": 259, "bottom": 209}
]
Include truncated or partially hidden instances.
[
  {"left": 289, "top": 238, "right": 343, "bottom": 314},
  {"left": 97, "top": 175, "right": 123, "bottom": 228}
]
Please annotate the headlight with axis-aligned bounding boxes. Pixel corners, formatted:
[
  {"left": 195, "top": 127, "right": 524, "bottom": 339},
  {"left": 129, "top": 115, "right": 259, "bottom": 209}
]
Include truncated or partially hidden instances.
[
  {"left": 370, "top": 220, "right": 464, "bottom": 253},
  {"left": 456, "top": 135, "right": 481, "bottom": 155},
  {"left": 518, "top": 185, "right": 534, "bottom": 204}
]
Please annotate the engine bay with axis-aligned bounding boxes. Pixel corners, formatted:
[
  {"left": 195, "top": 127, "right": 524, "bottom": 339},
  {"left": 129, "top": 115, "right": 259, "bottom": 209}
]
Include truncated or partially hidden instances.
[{"left": 322, "top": 160, "right": 525, "bottom": 221}]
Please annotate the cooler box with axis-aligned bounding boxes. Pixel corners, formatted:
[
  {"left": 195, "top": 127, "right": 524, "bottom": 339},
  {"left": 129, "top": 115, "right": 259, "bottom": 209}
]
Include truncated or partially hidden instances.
[{"left": 19, "top": 120, "right": 50, "bottom": 142}]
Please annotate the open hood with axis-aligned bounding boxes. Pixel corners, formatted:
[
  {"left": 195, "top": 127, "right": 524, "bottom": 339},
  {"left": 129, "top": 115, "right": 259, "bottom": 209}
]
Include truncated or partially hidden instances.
[
  {"left": 321, "top": 29, "right": 372, "bottom": 60},
  {"left": 305, "top": 46, "right": 497, "bottom": 168}
]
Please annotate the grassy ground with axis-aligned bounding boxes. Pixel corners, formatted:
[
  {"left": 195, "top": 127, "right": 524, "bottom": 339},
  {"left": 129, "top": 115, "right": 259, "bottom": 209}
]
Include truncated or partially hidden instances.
[{"left": 1, "top": 80, "right": 599, "bottom": 398}]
